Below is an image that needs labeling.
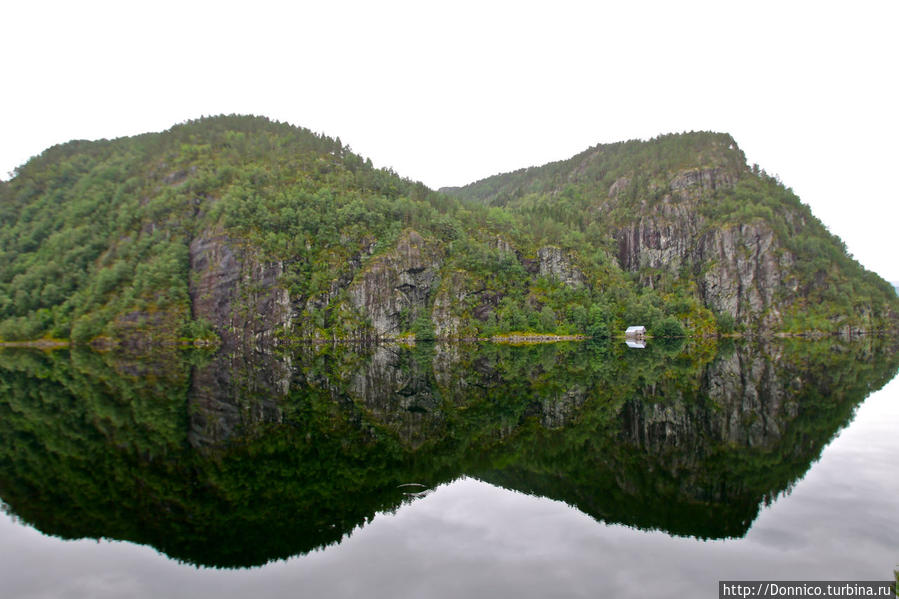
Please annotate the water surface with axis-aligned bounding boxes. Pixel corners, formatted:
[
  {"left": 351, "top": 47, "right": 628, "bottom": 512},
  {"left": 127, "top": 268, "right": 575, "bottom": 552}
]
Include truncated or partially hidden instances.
[{"left": 0, "top": 338, "right": 896, "bottom": 597}]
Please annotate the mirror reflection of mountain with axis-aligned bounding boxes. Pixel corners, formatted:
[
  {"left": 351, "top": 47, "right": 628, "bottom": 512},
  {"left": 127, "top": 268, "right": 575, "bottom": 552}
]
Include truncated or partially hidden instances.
[{"left": 0, "top": 338, "right": 896, "bottom": 568}]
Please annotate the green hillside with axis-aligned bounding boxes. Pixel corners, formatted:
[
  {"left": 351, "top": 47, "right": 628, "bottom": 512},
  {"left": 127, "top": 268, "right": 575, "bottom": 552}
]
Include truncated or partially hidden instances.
[
  {"left": 443, "top": 133, "right": 897, "bottom": 332},
  {"left": 0, "top": 116, "right": 895, "bottom": 346}
]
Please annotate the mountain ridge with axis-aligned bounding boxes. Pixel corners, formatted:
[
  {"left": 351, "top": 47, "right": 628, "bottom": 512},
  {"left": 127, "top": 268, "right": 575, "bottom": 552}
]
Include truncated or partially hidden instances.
[{"left": 0, "top": 115, "right": 895, "bottom": 347}]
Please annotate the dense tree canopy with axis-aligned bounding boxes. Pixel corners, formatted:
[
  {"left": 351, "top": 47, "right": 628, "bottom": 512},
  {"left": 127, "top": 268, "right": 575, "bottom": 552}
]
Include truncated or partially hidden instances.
[{"left": 0, "top": 116, "right": 895, "bottom": 343}]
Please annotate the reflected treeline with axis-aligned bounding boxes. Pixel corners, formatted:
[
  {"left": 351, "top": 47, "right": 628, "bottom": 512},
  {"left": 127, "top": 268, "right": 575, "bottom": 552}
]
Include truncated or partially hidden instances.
[{"left": 0, "top": 338, "right": 897, "bottom": 568}]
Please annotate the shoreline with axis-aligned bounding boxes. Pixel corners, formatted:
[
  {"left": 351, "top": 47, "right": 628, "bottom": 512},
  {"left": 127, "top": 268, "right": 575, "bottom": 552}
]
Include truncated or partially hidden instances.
[
  {"left": 1, "top": 329, "right": 896, "bottom": 351},
  {"left": 0, "top": 339, "right": 71, "bottom": 349}
]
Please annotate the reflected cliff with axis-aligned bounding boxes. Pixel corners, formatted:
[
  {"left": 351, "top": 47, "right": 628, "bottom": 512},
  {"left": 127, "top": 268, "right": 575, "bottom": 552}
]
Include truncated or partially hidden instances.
[{"left": 0, "top": 338, "right": 897, "bottom": 568}]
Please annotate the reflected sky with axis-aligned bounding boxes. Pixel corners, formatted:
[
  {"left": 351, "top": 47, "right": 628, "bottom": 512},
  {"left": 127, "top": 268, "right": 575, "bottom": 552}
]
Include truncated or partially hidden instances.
[{"left": 2, "top": 375, "right": 896, "bottom": 599}]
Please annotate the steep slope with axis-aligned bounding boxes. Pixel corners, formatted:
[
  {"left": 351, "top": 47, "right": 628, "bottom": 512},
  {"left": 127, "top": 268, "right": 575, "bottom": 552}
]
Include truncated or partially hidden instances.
[
  {"left": 0, "top": 116, "right": 459, "bottom": 346},
  {"left": 0, "top": 118, "right": 895, "bottom": 346},
  {"left": 444, "top": 133, "right": 898, "bottom": 333}
]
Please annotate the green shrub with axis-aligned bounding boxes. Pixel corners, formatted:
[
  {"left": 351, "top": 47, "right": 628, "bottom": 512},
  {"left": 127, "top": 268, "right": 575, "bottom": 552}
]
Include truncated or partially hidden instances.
[
  {"left": 411, "top": 314, "right": 435, "bottom": 341},
  {"left": 654, "top": 317, "right": 685, "bottom": 338},
  {"left": 716, "top": 312, "right": 736, "bottom": 334}
]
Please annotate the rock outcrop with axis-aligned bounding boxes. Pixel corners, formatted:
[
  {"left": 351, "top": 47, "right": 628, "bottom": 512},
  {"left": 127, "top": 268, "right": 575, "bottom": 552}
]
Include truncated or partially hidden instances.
[
  {"left": 537, "top": 246, "right": 585, "bottom": 288},
  {"left": 695, "top": 223, "right": 797, "bottom": 328},
  {"left": 431, "top": 270, "right": 471, "bottom": 338},
  {"left": 613, "top": 167, "right": 801, "bottom": 327},
  {"left": 189, "top": 232, "right": 291, "bottom": 348},
  {"left": 6, "top": 120, "right": 897, "bottom": 346},
  {"left": 615, "top": 207, "right": 697, "bottom": 274},
  {"left": 348, "top": 230, "right": 442, "bottom": 338},
  {"left": 615, "top": 168, "right": 736, "bottom": 274},
  {"left": 669, "top": 167, "right": 738, "bottom": 197}
]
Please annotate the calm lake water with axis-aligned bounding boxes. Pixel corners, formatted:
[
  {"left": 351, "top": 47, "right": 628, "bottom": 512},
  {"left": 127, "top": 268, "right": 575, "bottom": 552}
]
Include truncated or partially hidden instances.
[{"left": 0, "top": 339, "right": 897, "bottom": 598}]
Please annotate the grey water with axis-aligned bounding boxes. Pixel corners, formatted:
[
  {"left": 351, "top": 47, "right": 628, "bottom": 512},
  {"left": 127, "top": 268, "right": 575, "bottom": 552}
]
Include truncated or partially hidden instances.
[{"left": 0, "top": 338, "right": 897, "bottom": 598}]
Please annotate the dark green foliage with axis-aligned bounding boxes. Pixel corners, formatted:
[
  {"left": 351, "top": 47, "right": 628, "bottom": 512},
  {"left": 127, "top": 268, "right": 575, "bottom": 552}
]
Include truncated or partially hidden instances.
[
  {"left": 701, "top": 173, "right": 896, "bottom": 328},
  {"left": 538, "top": 305, "right": 557, "bottom": 331},
  {"left": 655, "top": 316, "right": 686, "bottom": 338},
  {"left": 411, "top": 313, "right": 435, "bottom": 341},
  {"left": 586, "top": 304, "right": 611, "bottom": 339},
  {"left": 716, "top": 312, "right": 736, "bottom": 334},
  {"left": 622, "top": 294, "right": 664, "bottom": 332},
  {"left": 181, "top": 317, "right": 217, "bottom": 341},
  {"left": 443, "top": 132, "right": 746, "bottom": 208},
  {"left": 0, "top": 115, "right": 452, "bottom": 341},
  {"left": 1, "top": 117, "right": 895, "bottom": 342}
]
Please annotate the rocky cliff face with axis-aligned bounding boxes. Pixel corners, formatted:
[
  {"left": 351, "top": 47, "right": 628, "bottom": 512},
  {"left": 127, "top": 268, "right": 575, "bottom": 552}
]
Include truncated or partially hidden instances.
[
  {"left": 189, "top": 232, "right": 291, "bottom": 348},
  {"left": 6, "top": 121, "right": 896, "bottom": 346},
  {"left": 614, "top": 167, "right": 799, "bottom": 327},
  {"left": 348, "top": 230, "right": 442, "bottom": 338},
  {"left": 537, "top": 246, "right": 585, "bottom": 288},
  {"left": 615, "top": 206, "right": 697, "bottom": 275},
  {"left": 187, "top": 228, "right": 463, "bottom": 345},
  {"left": 431, "top": 270, "right": 471, "bottom": 338},
  {"left": 615, "top": 168, "right": 736, "bottom": 274},
  {"left": 178, "top": 159, "right": 894, "bottom": 343},
  {"left": 695, "top": 223, "right": 797, "bottom": 328}
]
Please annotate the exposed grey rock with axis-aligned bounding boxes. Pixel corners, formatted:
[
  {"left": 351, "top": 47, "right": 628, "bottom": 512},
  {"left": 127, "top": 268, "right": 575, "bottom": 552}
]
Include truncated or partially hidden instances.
[
  {"left": 696, "top": 222, "right": 796, "bottom": 328},
  {"left": 608, "top": 176, "right": 630, "bottom": 198},
  {"left": 348, "top": 230, "right": 442, "bottom": 339},
  {"left": 189, "top": 232, "right": 291, "bottom": 349},
  {"left": 538, "top": 246, "right": 585, "bottom": 288},
  {"left": 431, "top": 270, "right": 470, "bottom": 338},
  {"left": 669, "top": 167, "right": 738, "bottom": 196},
  {"left": 612, "top": 166, "right": 811, "bottom": 328},
  {"left": 489, "top": 235, "right": 515, "bottom": 256},
  {"left": 616, "top": 212, "right": 696, "bottom": 274},
  {"left": 304, "top": 241, "right": 376, "bottom": 312}
]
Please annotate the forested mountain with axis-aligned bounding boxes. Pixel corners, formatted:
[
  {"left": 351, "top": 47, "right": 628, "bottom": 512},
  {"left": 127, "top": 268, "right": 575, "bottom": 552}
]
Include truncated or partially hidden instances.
[
  {"left": 0, "top": 115, "right": 895, "bottom": 346},
  {"left": 443, "top": 133, "right": 898, "bottom": 333}
]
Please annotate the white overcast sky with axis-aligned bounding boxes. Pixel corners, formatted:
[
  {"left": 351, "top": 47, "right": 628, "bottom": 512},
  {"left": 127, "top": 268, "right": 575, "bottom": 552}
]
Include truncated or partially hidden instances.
[{"left": 2, "top": 1, "right": 897, "bottom": 280}]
